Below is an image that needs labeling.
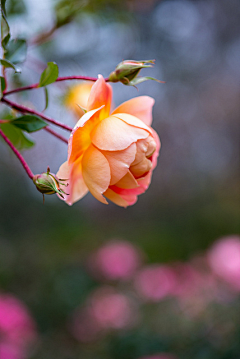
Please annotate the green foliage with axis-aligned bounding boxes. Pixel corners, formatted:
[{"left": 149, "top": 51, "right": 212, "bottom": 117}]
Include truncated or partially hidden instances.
[
  {"left": 0, "top": 122, "right": 34, "bottom": 150},
  {"left": 10, "top": 115, "right": 47, "bottom": 133},
  {"left": 1, "top": 0, "right": 10, "bottom": 50},
  {"left": 6, "top": 0, "right": 26, "bottom": 15},
  {"left": 43, "top": 87, "right": 49, "bottom": 111},
  {"left": 0, "top": 76, "right": 6, "bottom": 98},
  {"left": 39, "top": 62, "right": 59, "bottom": 87},
  {"left": 4, "top": 38, "right": 27, "bottom": 64},
  {"left": 0, "top": 58, "right": 20, "bottom": 72}
]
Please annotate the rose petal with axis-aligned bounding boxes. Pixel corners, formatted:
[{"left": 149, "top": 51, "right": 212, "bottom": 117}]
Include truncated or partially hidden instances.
[
  {"left": 114, "top": 113, "right": 152, "bottom": 135},
  {"left": 151, "top": 128, "right": 161, "bottom": 169},
  {"left": 57, "top": 160, "right": 88, "bottom": 205},
  {"left": 91, "top": 115, "right": 148, "bottom": 151},
  {"left": 112, "top": 96, "right": 155, "bottom": 126},
  {"left": 130, "top": 157, "right": 152, "bottom": 178},
  {"left": 87, "top": 74, "right": 112, "bottom": 120},
  {"left": 114, "top": 171, "right": 139, "bottom": 189},
  {"left": 82, "top": 144, "right": 111, "bottom": 204},
  {"left": 68, "top": 106, "right": 103, "bottom": 164},
  {"left": 101, "top": 143, "right": 136, "bottom": 185},
  {"left": 104, "top": 188, "right": 129, "bottom": 207}
]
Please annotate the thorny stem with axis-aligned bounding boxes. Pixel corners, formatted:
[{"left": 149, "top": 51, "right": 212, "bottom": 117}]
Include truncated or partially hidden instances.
[
  {"left": 0, "top": 128, "right": 34, "bottom": 179},
  {"left": 44, "top": 127, "right": 68, "bottom": 144},
  {"left": 3, "top": 76, "right": 110, "bottom": 96},
  {"left": 1, "top": 97, "right": 73, "bottom": 132}
]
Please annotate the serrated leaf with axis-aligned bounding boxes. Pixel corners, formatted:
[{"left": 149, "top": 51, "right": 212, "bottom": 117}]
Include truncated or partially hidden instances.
[
  {"left": 11, "top": 115, "right": 47, "bottom": 133},
  {"left": 5, "top": 38, "right": 27, "bottom": 64},
  {"left": 43, "top": 87, "right": 49, "bottom": 111},
  {"left": 127, "top": 76, "right": 165, "bottom": 86},
  {"left": 39, "top": 62, "right": 59, "bottom": 87},
  {"left": 0, "top": 58, "right": 21, "bottom": 72},
  {"left": 0, "top": 76, "right": 6, "bottom": 98},
  {"left": 0, "top": 122, "right": 34, "bottom": 150}
]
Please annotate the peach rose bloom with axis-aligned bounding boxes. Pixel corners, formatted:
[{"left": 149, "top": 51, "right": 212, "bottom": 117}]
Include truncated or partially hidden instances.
[{"left": 57, "top": 75, "right": 160, "bottom": 207}]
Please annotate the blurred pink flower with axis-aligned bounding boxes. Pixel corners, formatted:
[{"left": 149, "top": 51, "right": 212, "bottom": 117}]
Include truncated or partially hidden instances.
[
  {"left": 134, "top": 265, "right": 177, "bottom": 301},
  {"left": 207, "top": 235, "right": 240, "bottom": 291},
  {"left": 89, "top": 287, "right": 137, "bottom": 329},
  {"left": 70, "top": 286, "right": 138, "bottom": 342},
  {"left": 0, "top": 294, "right": 37, "bottom": 359},
  {"left": 89, "top": 239, "right": 141, "bottom": 280}
]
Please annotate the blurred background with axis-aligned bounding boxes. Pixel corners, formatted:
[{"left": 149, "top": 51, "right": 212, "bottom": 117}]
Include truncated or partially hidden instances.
[{"left": 0, "top": 0, "right": 239, "bottom": 358}]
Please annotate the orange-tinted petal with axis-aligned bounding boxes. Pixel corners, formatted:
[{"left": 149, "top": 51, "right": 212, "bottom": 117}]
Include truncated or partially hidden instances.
[
  {"left": 82, "top": 144, "right": 111, "bottom": 204},
  {"left": 101, "top": 143, "right": 136, "bottom": 185},
  {"left": 68, "top": 106, "right": 103, "bottom": 164},
  {"left": 91, "top": 115, "right": 148, "bottom": 151},
  {"left": 103, "top": 188, "right": 129, "bottom": 207},
  {"left": 114, "top": 113, "right": 152, "bottom": 135},
  {"left": 112, "top": 96, "right": 154, "bottom": 126},
  {"left": 130, "top": 157, "right": 152, "bottom": 178},
  {"left": 114, "top": 170, "right": 139, "bottom": 189},
  {"left": 87, "top": 75, "right": 112, "bottom": 120},
  {"left": 57, "top": 159, "right": 88, "bottom": 205}
]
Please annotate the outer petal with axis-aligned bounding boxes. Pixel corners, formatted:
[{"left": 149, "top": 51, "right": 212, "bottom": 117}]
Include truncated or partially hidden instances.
[
  {"left": 82, "top": 144, "right": 111, "bottom": 204},
  {"left": 91, "top": 115, "right": 149, "bottom": 151},
  {"left": 87, "top": 75, "right": 112, "bottom": 120},
  {"left": 151, "top": 128, "right": 161, "bottom": 170},
  {"left": 68, "top": 106, "right": 103, "bottom": 164},
  {"left": 112, "top": 96, "right": 155, "bottom": 126},
  {"left": 103, "top": 188, "right": 129, "bottom": 208},
  {"left": 113, "top": 113, "right": 152, "bottom": 135},
  {"left": 101, "top": 143, "right": 136, "bottom": 185},
  {"left": 57, "top": 160, "right": 88, "bottom": 206}
]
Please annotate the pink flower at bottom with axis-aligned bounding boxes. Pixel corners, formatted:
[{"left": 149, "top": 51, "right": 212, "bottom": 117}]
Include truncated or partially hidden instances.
[{"left": 138, "top": 354, "right": 177, "bottom": 359}]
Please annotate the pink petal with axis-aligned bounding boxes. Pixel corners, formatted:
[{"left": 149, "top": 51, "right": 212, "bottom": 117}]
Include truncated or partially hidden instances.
[
  {"left": 87, "top": 75, "right": 112, "bottom": 120},
  {"left": 91, "top": 115, "right": 148, "bottom": 151},
  {"left": 151, "top": 128, "right": 161, "bottom": 169},
  {"left": 113, "top": 113, "right": 152, "bottom": 135},
  {"left": 104, "top": 188, "right": 129, "bottom": 207},
  {"left": 82, "top": 144, "right": 111, "bottom": 204},
  {"left": 114, "top": 171, "right": 139, "bottom": 189},
  {"left": 112, "top": 96, "right": 155, "bottom": 126},
  {"left": 57, "top": 160, "right": 89, "bottom": 205},
  {"left": 68, "top": 106, "right": 103, "bottom": 164},
  {"left": 101, "top": 143, "right": 136, "bottom": 185}
]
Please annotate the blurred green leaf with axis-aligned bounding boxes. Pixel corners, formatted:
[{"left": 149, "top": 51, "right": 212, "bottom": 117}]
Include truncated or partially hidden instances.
[
  {"left": 1, "top": 0, "right": 10, "bottom": 50},
  {"left": 0, "top": 122, "right": 34, "bottom": 150},
  {"left": 39, "top": 62, "right": 59, "bottom": 87},
  {"left": 5, "top": 38, "right": 27, "bottom": 64},
  {"left": 43, "top": 87, "right": 49, "bottom": 111},
  {"left": 11, "top": 115, "right": 47, "bottom": 133},
  {"left": 0, "top": 76, "right": 6, "bottom": 98},
  {"left": 6, "top": 0, "right": 26, "bottom": 15},
  {"left": 0, "top": 58, "right": 20, "bottom": 72}
]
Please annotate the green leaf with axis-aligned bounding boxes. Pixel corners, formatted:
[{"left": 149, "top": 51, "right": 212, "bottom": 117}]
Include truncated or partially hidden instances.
[
  {"left": 127, "top": 76, "right": 165, "bottom": 86},
  {"left": 0, "top": 122, "right": 34, "bottom": 150},
  {"left": 43, "top": 87, "right": 49, "bottom": 111},
  {"left": 6, "top": 0, "right": 27, "bottom": 15},
  {"left": 11, "top": 115, "right": 47, "bottom": 133},
  {"left": 1, "top": 0, "right": 10, "bottom": 50},
  {"left": 5, "top": 38, "right": 27, "bottom": 64},
  {"left": 39, "top": 62, "right": 59, "bottom": 87},
  {"left": 0, "top": 76, "right": 6, "bottom": 98},
  {"left": 0, "top": 58, "right": 21, "bottom": 72}
]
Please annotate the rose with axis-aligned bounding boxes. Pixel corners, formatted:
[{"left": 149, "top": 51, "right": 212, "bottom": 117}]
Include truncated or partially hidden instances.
[{"left": 57, "top": 75, "right": 160, "bottom": 207}]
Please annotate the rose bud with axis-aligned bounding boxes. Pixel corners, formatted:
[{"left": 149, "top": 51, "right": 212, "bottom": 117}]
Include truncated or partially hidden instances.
[
  {"left": 33, "top": 167, "right": 68, "bottom": 200},
  {"left": 57, "top": 75, "right": 160, "bottom": 207},
  {"left": 108, "top": 60, "right": 164, "bottom": 86}
]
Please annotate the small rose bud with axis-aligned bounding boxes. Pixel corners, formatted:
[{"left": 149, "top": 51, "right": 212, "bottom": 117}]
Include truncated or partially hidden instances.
[
  {"left": 33, "top": 167, "right": 68, "bottom": 200},
  {"left": 108, "top": 60, "right": 165, "bottom": 86}
]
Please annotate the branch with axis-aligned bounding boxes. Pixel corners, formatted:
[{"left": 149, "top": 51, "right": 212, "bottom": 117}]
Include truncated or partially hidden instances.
[
  {"left": 1, "top": 97, "right": 73, "bottom": 132},
  {"left": 3, "top": 76, "right": 110, "bottom": 96},
  {"left": 0, "top": 128, "right": 34, "bottom": 179},
  {"left": 44, "top": 127, "right": 68, "bottom": 144}
]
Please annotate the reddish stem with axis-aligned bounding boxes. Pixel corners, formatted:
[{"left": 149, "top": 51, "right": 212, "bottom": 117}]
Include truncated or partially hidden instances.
[
  {"left": 1, "top": 97, "right": 73, "bottom": 132},
  {"left": 0, "top": 128, "right": 34, "bottom": 179},
  {"left": 44, "top": 127, "right": 68, "bottom": 144},
  {"left": 3, "top": 76, "right": 110, "bottom": 96}
]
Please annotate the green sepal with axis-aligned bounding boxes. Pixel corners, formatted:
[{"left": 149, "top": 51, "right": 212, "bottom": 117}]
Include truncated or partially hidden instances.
[{"left": 126, "top": 76, "right": 165, "bottom": 86}]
